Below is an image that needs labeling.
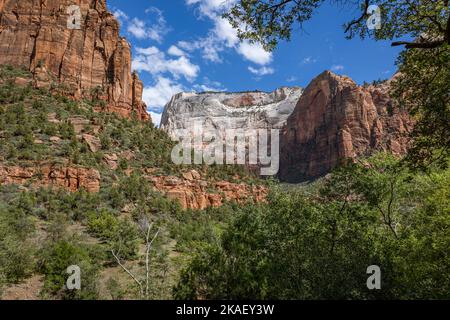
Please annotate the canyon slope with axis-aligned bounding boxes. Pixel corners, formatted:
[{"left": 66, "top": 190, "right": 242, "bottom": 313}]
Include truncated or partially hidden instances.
[
  {"left": 279, "top": 71, "right": 413, "bottom": 182},
  {"left": 160, "top": 87, "right": 303, "bottom": 137},
  {"left": 0, "top": 0, "right": 149, "bottom": 120}
]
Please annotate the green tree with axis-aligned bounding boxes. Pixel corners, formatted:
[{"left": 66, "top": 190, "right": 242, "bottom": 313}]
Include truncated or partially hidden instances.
[
  {"left": 174, "top": 155, "right": 449, "bottom": 299},
  {"left": 40, "top": 239, "right": 100, "bottom": 300}
]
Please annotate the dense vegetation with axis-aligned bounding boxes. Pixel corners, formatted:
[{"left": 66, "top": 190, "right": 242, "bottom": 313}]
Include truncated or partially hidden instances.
[
  {"left": 0, "top": 66, "right": 257, "bottom": 299},
  {"left": 174, "top": 155, "right": 449, "bottom": 299},
  {"left": 0, "top": 0, "right": 449, "bottom": 297}
]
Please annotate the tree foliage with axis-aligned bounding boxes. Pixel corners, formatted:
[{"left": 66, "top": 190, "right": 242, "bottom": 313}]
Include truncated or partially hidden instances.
[
  {"left": 225, "top": 0, "right": 449, "bottom": 50},
  {"left": 174, "top": 155, "right": 450, "bottom": 299}
]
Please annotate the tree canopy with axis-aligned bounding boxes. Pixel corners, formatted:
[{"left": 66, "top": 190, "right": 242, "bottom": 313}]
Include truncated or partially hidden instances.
[{"left": 225, "top": 0, "right": 449, "bottom": 50}]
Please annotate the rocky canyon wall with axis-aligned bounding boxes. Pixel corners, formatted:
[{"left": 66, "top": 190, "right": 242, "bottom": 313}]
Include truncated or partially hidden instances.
[
  {"left": 279, "top": 71, "right": 413, "bottom": 182},
  {"left": 160, "top": 87, "right": 303, "bottom": 137},
  {"left": 0, "top": 0, "right": 149, "bottom": 121}
]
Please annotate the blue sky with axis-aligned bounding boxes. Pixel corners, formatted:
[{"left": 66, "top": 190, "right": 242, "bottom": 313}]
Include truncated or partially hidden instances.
[{"left": 107, "top": 0, "right": 404, "bottom": 125}]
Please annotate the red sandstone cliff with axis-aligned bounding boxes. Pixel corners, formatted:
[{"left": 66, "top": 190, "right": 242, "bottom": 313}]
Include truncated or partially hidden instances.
[
  {"left": 0, "top": 0, "right": 149, "bottom": 121},
  {"left": 0, "top": 164, "right": 100, "bottom": 193},
  {"left": 279, "top": 71, "right": 413, "bottom": 182},
  {"left": 146, "top": 170, "right": 268, "bottom": 210}
]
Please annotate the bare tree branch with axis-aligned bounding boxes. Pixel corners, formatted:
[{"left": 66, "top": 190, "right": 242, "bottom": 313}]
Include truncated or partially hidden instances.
[
  {"left": 111, "top": 249, "right": 143, "bottom": 297},
  {"left": 344, "top": 0, "right": 370, "bottom": 34},
  {"left": 391, "top": 39, "right": 445, "bottom": 48}
]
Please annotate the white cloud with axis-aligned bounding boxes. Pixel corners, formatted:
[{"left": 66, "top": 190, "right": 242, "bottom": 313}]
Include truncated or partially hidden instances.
[
  {"left": 142, "top": 77, "right": 184, "bottom": 111},
  {"left": 112, "top": 9, "right": 129, "bottom": 23},
  {"left": 177, "top": 40, "right": 197, "bottom": 52},
  {"left": 135, "top": 47, "right": 160, "bottom": 55},
  {"left": 331, "top": 64, "right": 345, "bottom": 71},
  {"left": 149, "top": 111, "right": 163, "bottom": 127},
  {"left": 145, "top": 7, "right": 170, "bottom": 43},
  {"left": 185, "top": 0, "right": 274, "bottom": 68},
  {"left": 126, "top": 7, "right": 169, "bottom": 43},
  {"left": 237, "top": 42, "right": 272, "bottom": 65},
  {"left": 186, "top": 0, "right": 235, "bottom": 18},
  {"left": 248, "top": 66, "right": 274, "bottom": 76},
  {"left": 168, "top": 45, "right": 186, "bottom": 57},
  {"left": 178, "top": 36, "right": 224, "bottom": 63},
  {"left": 214, "top": 17, "right": 239, "bottom": 47},
  {"left": 127, "top": 18, "right": 147, "bottom": 39},
  {"left": 133, "top": 46, "right": 200, "bottom": 81}
]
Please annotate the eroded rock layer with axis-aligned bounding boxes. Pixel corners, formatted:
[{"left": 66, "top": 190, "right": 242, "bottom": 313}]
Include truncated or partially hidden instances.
[
  {"left": 0, "top": 164, "right": 100, "bottom": 192},
  {"left": 0, "top": 0, "right": 149, "bottom": 120},
  {"left": 146, "top": 170, "right": 268, "bottom": 210},
  {"left": 280, "top": 71, "right": 413, "bottom": 182}
]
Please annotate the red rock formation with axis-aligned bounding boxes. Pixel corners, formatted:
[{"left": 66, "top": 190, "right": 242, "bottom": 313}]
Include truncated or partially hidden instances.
[
  {"left": 280, "top": 71, "right": 413, "bottom": 182},
  {"left": 0, "top": 164, "right": 100, "bottom": 192},
  {"left": 0, "top": 0, "right": 149, "bottom": 121},
  {"left": 146, "top": 170, "right": 268, "bottom": 210}
]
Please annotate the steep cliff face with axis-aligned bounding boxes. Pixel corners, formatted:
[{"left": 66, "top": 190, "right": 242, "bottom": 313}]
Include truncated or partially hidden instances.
[
  {"left": 280, "top": 71, "right": 413, "bottom": 182},
  {"left": 0, "top": 0, "right": 149, "bottom": 121},
  {"left": 160, "top": 87, "right": 303, "bottom": 137}
]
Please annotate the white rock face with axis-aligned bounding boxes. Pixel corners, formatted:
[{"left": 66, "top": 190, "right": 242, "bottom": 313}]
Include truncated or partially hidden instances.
[{"left": 160, "top": 87, "right": 303, "bottom": 137}]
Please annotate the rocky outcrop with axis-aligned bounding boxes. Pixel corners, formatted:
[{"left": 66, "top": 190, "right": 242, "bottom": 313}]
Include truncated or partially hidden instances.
[
  {"left": 280, "top": 71, "right": 413, "bottom": 182},
  {"left": 0, "top": 0, "right": 149, "bottom": 121},
  {"left": 145, "top": 170, "right": 268, "bottom": 210},
  {"left": 160, "top": 87, "right": 303, "bottom": 137},
  {"left": 0, "top": 164, "right": 100, "bottom": 192}
]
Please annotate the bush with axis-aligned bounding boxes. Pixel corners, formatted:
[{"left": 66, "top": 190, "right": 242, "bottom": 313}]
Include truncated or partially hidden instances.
[
  {"left": 40, "top": 239, "right": 100, "bottom": 300},
  {"left": 87, "top": 210, "right": 139, "bottom": 260}
]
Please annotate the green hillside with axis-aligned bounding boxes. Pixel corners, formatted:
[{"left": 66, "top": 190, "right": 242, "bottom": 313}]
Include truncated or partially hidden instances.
[{"left": 0, "top": 66, "right": 448, "bottom": 300}]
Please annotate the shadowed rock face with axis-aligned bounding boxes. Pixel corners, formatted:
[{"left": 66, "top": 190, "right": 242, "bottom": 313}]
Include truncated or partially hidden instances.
[
  {"left": 160, "top": 87, "right": 303, "bottom": 137},
  {"left": 0, "top": 0, "right": 149, "bottom": 121},
  {"left": 279, "top": 71, "right": 413, "bottom": 182}
]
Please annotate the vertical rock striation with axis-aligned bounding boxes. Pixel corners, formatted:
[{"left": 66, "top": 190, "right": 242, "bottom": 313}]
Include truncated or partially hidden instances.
[
  {"left": 279, "top": 71, "right": 413, "bottom": 182},
  {"left": 0, "top": 0, "right": 149, "bottom": 121},
  {"left": 160, "top": 87, "right": 303, "bottom": 137}
]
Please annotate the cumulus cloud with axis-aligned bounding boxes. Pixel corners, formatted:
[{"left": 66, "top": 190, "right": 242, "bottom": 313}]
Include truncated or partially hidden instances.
[
  {"left": 248, "top": 66, "right": 275, "bottom": 76},
  {"left": 184, "top": 0, "right": 274, "bottom": 72},
  {"left": 142, "top": 77, "right": 184, "bottom": 112},
  {"left": 133, "top": 46, "right": 200, "bottom": 81},
  {"left": 126, "top": 7, "right": 169, "bottom": 43},
  {"left": 127, "top": 18, "right": 147, "bottom": 39},
  {"left": 214, "top": 16, "right": 239, "bottom": 47},
  {"left": 112, "top": 9, "right": 129, "bottom": 23},
  {"left": 168, "top": 45, "right": 187, "bottom": 57},
  {"left": 238, "top": 42, "right": 273, "bottom": 65},
  {"left": 186, "top": 0, "right": 233, "bottom": 18}
]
